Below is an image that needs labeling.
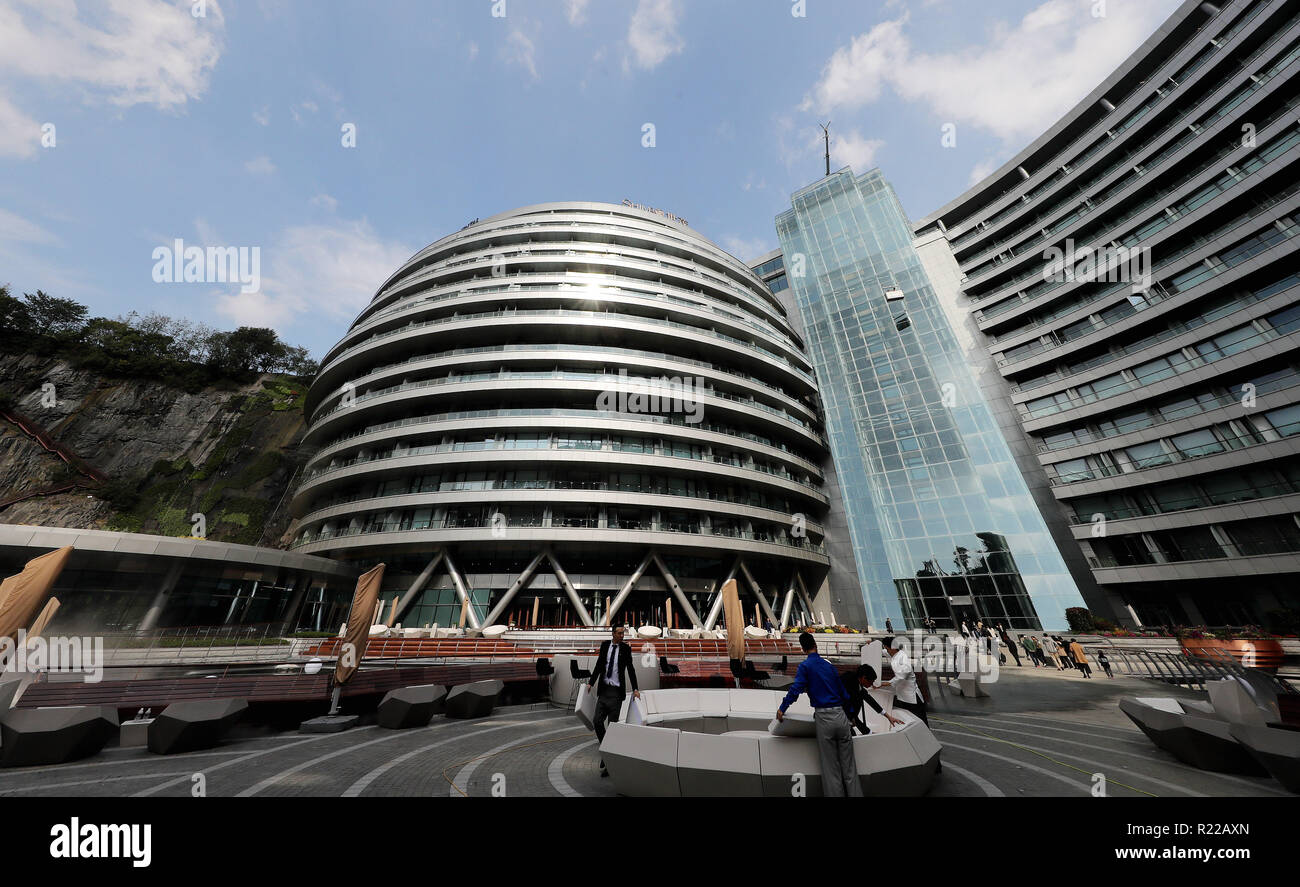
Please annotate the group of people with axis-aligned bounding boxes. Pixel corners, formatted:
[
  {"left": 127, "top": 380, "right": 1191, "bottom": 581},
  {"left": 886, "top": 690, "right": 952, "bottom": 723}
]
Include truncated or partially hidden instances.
[
  {"left": 1013, "top": 632, "right": 1113, "bottom": 678},
  {"left": 584, "top": 619, "right": 1110, "bottom": 795},
  {"left": 774, "top": 632, "right": 930, "bottom": 797},
  {"left": 952, "top": 619, "right": 1111, "bottom": 678},
  {"left": 585, "top": 627, "right": 928, "bottom": 795}
]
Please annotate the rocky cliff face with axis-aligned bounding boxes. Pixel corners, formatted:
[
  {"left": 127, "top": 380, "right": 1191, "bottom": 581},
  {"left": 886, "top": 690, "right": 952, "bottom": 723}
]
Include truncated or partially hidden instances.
[{"left": 0, "top": 353, "right": 311, "bottom": 547}]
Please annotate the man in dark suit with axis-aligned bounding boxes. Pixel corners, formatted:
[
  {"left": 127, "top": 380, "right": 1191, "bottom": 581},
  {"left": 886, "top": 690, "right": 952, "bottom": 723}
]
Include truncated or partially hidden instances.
[{"left": 588, "top": 625, "right": 640, "bottom": 777}]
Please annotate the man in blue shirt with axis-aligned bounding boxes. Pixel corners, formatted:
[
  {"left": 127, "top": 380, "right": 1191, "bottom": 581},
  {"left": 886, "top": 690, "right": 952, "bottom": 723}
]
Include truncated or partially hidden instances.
[{"left": 775, "top": 632, "right": 862, "bottom": 797}]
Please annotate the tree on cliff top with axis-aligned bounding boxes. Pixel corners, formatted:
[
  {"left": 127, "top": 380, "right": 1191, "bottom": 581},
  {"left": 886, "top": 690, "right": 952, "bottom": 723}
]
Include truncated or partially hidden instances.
[
  {"left": 0, "top": 285, "right": 318, "bottom": 382},
  {"left": 0, "top": 287, "right": 88, "bottom": 339}
]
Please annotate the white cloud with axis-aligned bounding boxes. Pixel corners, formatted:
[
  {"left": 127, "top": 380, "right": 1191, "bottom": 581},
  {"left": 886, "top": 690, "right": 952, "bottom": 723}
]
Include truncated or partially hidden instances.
[
  {"left": 290, "top": 99, "right": 319, "bottom": 123},
  {"left": 310, "top": 193, "right": 338, "bottom": 212},
  {"left": 0, "top": 94, "right": 39, "bottom": 158},
  {"left": 832, "top": 131, "right": 885, "bottom": 171},
  {"left": 625, "top": 0, "right": 684, "bottom": 72},
  {"left": 565, "top": 0, "right": 591, "bottom": 26},
  {"left": 771, "top": 114, "right": 882, "bottom": 177},
  {"left": 968, "top": 156, "right": 1000, "bottom": 186},
  {"left": 244, "top": 155, "right": 276, "bottom": 175},
  {"left": 0, "top": 207, "right": 58, "bottom": 245},
  {"left": 466, "top": 40, "right": 479, "bottom": 61},
  {"left": 214, "top": 219, "right": 414, "bottom": 330},
  {"left": 253, "top": 105, "right": 270, "bottom": 126},
  {"left": 0, "top": 0, "right": 225, "bottom": 109},
  {"left": 504, "top": 28, "right": 539, "bottom": 81},
  {"left": 722, "top": 236, "right": 772, "bottom": 265},
  {"left": 803, "top": 1, "right": 1181, "bottom": 144}
]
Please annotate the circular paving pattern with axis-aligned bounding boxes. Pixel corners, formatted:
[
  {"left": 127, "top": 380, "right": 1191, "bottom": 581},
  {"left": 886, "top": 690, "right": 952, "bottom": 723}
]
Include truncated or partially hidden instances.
[{"left": 0, "top": 672, "right": 1288, "bottom": 798}]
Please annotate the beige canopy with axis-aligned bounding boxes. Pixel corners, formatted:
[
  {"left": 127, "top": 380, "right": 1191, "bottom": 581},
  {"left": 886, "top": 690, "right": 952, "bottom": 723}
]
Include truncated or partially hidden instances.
[
  {"left": 721, "top": 578, "right": 745, "bottom": 662},
  {"left": 0, "top": 546, "right": 72, "bottom": 641},
  {"left": 333, "top": 563, "right": 386, "bottom": 686}
]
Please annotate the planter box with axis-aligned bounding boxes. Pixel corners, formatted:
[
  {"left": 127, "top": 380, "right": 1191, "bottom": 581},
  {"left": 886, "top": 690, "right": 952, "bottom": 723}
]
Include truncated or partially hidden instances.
[{"left": 1179, "top": 638, "right": 1285, "bottom": 671}]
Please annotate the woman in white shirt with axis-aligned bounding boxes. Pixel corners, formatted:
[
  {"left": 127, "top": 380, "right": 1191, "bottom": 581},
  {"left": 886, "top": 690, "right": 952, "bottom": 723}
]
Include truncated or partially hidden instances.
[{"left": 876, "top": 637, "right": 928, "bottom": 726}]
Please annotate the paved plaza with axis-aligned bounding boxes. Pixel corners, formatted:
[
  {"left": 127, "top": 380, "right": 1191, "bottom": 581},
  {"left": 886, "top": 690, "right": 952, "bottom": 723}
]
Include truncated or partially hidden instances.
[{"left": 0, "top": 667, "right": 1289, "bottom": 798}]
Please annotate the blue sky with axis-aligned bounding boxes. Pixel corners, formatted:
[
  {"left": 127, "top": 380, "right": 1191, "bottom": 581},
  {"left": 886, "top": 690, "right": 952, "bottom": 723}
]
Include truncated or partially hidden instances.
[{"left": 0, "top": 0, "right": 1183, "bottom": 357}]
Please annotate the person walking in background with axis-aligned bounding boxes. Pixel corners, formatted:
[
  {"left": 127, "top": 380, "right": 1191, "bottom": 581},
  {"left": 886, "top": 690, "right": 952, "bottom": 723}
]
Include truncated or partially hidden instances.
[
  {"left": 1097, "top": 650, "right": 1114, "bottom": 678},
  {"left": 1019, "top": 634, "right": 1040, "bottom": 666},
  {"left": 1041, "top": 634, "right": 1063, "bottom": 670},
  {"left": 885, "top": 617, "right": 894, "bottom": 634},
  {"left": 960, "top": 620, "right": 971, "bottom": 639},
  {"left": 1069, "top": 639, "right": 1092, "bottom": 678},
  {"left": 776, "top": 632, "right": 861, "bottom": 797},
  {"left": 998, "top": 625, "right": 1021, "bottom": 666},
  {"left": 1056, "top": 636, "right": 1076, "bottom": 671}
]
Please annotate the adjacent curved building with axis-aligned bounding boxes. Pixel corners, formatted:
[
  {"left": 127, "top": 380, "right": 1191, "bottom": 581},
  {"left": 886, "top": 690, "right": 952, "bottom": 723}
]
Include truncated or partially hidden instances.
[
  {"left": 914, "top": 0, "right": 1300, "bottom": 629},
  {"left": 289, "top": 202, "right": 831, "bottom": 629}
]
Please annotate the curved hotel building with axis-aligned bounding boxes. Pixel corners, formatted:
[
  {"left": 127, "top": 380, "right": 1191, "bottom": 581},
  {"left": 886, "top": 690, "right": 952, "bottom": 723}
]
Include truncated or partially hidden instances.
[
  {"left": 288, "top": 203, "right": 835, "bottom": 629},
  {"left": 914, "top": 0, "right": 1300, "bottom": 628}
]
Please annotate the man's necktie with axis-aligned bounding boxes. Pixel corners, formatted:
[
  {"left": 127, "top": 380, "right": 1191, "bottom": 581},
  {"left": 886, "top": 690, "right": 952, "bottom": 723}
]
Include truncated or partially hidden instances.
[{"left": 607, "top": 644, "right": 616, "bottom": 679}]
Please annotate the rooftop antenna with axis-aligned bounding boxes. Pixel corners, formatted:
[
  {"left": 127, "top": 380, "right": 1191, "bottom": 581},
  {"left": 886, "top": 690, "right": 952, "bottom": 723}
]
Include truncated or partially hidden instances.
[{"left": 820, "top": 122, "right": 831, "bottom": 177}]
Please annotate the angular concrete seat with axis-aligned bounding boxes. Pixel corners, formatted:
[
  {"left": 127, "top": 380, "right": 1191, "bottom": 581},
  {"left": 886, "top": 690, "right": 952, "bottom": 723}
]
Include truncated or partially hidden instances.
[
  {"left": 949, "top": 672, "right": 990, "bottom": 698},
  {"left": 148, "top": 698, "right": 247, "bottom": 755},
  {"left": 1228, "top": 722, "right": 1300, "bottom": 793},
  {"left": 0, "top": 705, "right": 118, "bottom": 767},
  {"left": 1207, "top": 678, "right": 1278, "bottom": 728},
  {"left": 651, "top": 689, "right": 700, "bottom": 715},
  {"left": 0, "top": 680, "right": 20, "bottom": 713},
  {"left": 445, "top": 679, "right": 503, "bottom": 719},
  {"left": 1119, "top": 697, "right": 1264, "bottom": 774},
  {"left": 702, "top": 686, "right": 733, "bottom": 723},
  {"left": 678, "top": 732, "right": 762, "bottom": 796},
  {"left": 377, "top": 684, "right": 447, "bottom": 729},
  {"left": 601, "top": 722, "right": 681, "bottom": 797},
  {"left": 729, "top": 688, "right": 779, "bottom": 716},
  {"left": 768, "top": 712, "right": 817, "bottom": 738},
  {"left": 757, "top": 733, "right": 824, "bottom": 796},
  {"left": 601, "top": 688, "right": 940, "bottom": 797},
  {"left": 854, "top": 723, "right": 938, "bottom": 796}
]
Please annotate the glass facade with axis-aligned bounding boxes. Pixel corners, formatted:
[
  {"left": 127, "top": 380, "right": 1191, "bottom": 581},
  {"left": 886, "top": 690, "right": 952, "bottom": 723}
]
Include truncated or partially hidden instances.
[
  {"left": 0, "top": 529, "right": 358, "bottom": 633},
  {"left": 775, "top": 168, "right": 1086, "bottom": 630}
]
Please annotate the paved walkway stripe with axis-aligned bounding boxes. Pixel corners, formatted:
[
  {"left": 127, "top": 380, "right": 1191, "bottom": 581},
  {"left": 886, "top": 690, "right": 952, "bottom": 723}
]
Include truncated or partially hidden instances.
[
  {"left": 447, "top": 725, "right": 586, "bottom": 797},
  {"left": 0, "top": 747, "right": 261, "bottom": 779},
  {"left": 547, "top": 738, "right": 596, "bottom": 798},
  {"left": 937, "top": 762, "right": 1004, "bottom": 797},
  {"left": 935, "top": 724, "right": 1198, "bottom": 796},
  {"left": 933, "top": 739, "right": 1089, "bottom": 794},
  {"left": 976, "top": 715, "right": 1293, "bottom": 796},
  {"left": 342, "top": 714, "right": 568, "bottom": 798},
  {"left": 134, "top": 733, "right": 337, "bottom": 797},
  {"left": 979, "top": 712, "right": 1155, "bottom": 737},
  {"left": 235, "top": 720, "right": 521, "bottom": 798},
  {"left": 935, "top": 718, "right": 1157, "bottom": 797},
  {"left": 0, "top": 772, "right": 196, "bottom": 794}
]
